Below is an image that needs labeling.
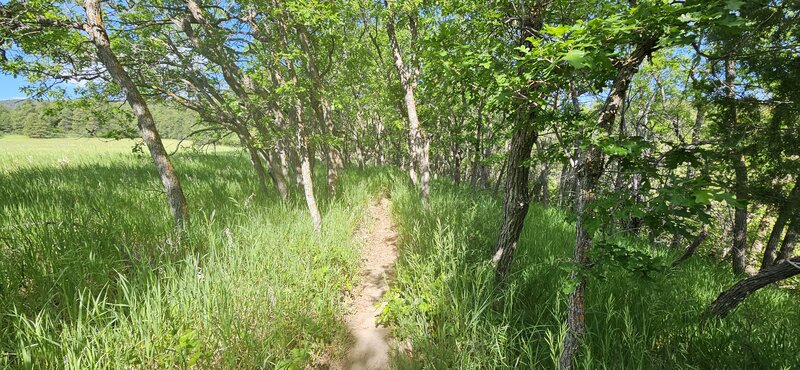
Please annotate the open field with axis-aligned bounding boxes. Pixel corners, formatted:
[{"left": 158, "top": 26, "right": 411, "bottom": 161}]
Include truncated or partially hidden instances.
[
  {"left": 0, "top": 136, "right": 395, "bottom": 368},
  {"left": 0, "top": 135, "right": 232, "bottom": 172}
]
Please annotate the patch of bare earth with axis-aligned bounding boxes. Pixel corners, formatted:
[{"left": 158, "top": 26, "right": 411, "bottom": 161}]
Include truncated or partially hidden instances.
[{"left": 329, "top": 197, "right": 399, "bottom": 370}]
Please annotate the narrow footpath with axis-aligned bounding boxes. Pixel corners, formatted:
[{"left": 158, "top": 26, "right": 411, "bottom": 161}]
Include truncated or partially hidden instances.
[{"left": 334, "top": 197, "right": 399, "bottom": 370}]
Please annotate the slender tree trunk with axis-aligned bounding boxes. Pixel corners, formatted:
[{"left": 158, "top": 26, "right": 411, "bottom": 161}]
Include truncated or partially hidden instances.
[
  {"left": 276, "top": 18, "right": 322, "bottom": 232},
  {"left": 776, "top": 217, "right": 798, "bottom": 264},
  {"left": 722, "top": 59, "right": 749, "bottom": 275},
  {"left": 252, "top": 120, "right": 290, "bottom": 201},
  {"left": 492, "top": 125, "right": 537, "bottom": 282},
  {"left": 288, "top": 141, "right": 304, "bottom": 190},
  {"left": 762, "top": 213, "right": 789, "bottom": 269},
  {"left": 470, "top": 100, "right": 486, "bottom": 189},
  {"left": 762, "top": 180, "right": 800, "bottom": 269},
  {"left": 354, "top": 110, "right": 366, "bottom": 169},
  {"left": 748, "top": 211, "right": 772, "bottom": 272},
  {"left": 265, "top": 149, "right": 289, "bottom": 200},
  {"left": 385, "top": 0, "right": 430, "bottom": 207},
  {"left": 559, "top": 81, "right": 582, "bottom": 209},
  {"left": 560, "top": 38, "right": 658, "bottom": 370},
  {"left": 672, "top": 224, "right": 709, "bottom": 267},
  {"left": 375, "top": 115, "right": 386, "bottom": 166},
  {"left": 278, "top": 141, "right": 291, "bottom": 188},
  {"left": 494, "top": 155, "right": 507, "bottom": 194},
  {"left": 298, "top": 126, "right": 322, "bottom": 233},
  {"left": 731, "top": 156, "right": 749, "bottom": 274},
  {"left": 83, "top": 0, "right": 188, "bottom": 228},
  {"left": 708, "top": 256, "right": 800, "bottom": 318},
  {"left": 491, "top": 1, "right": 548, "bottom": 284},
  {"left": 243, "top": 136, "right": 270, "bottom": 196},
  {"left": 296, "top": 25, "right": 342, "bottom": 197},
  {"left": 534, "top": 139, "right": 551, "bottom": 207}
]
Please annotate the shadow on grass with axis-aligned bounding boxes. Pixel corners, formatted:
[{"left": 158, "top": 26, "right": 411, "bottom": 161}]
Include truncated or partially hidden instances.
[
  {"left": 0, "top": 152, "right": 259, "bottom": 336},
  {"left": 385, "top": 179, "right": 800, "bottom": 369}
]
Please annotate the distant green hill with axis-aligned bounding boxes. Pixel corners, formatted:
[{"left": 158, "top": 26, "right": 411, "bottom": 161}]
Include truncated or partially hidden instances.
[
  {"left": 0, "top": 99, "right": 26, "bottom": 110},
  {"left": 0, "top": 99, "right": 206, "bottom": 140}
]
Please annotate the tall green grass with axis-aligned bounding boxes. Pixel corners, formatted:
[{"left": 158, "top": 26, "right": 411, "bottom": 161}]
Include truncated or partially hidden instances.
[
  {"left": 0, "top": 137, "right": 397, "bottom": 368},
  {"left": 384, "top": 181, "right": 800, "bottom": 369}
]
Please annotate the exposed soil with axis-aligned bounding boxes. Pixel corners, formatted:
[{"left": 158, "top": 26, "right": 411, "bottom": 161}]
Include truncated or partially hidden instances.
[{"left": 331, "top": 197, "right": 399, "bottom": 370}]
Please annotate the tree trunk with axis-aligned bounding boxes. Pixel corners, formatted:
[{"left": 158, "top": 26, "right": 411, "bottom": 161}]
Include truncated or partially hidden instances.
[
  {"left": 559, "top": 81, "right": 582, "bottom": 209},
  {"left": 491, "top": 1, "right": 548, "bottom": 284},
  {"left": 470, "top": 100, "right": 486, "bottom": 189},
  {"left": 296, "top": 25, "right": 342, "bottom": 197},
  {"left": 708, "top": 256, "right": 800, "bottom": 318},
  {"left": 83, "top": 0, "right": 188, "bottom": 228},
  {"left": 385, "top": 0, "right": 430, "bottom": 207},
  {"left": 273, "top": 10, "right": 323, "bottom": 232},
  {"left": 723, "top": 59, "right": 749, "bottom": 276},
  {"left": 494, "top": 155, "right": 507, "bottom": 194},
  {"left": 748, "top": 210, "right": 772, "bottom": 272},
  {"left": 265, "top": 148, "right": 289, "bottom": 200},
  {"left": 492, "top": 125, "right": 537, "bottom": 282},
  {"left": 298, "top": 127, "right": 322, "bottom": 233},
  {"left": 672, "top": 224, "right": 709, "bottom": 267},
  {"left": 245, "top": 138, "right": 270, "bottom": 196},
  {"left": 776, "top": 217, "right": 798, "bottom": 264},
  {"left": 761, "top": 180, "right": 800, "bottom": 269},
  {"left": 375, "top": 115, "right": 386, "bottom": 166},
  {"left": 534, "top": 139, "right": 551, "bottom": 207},
  {"left": 560, "top": 37, "right": 658, "bottom": 370},
  {"left": 731, "top": 155, "right": 749, "bottom": 275}
]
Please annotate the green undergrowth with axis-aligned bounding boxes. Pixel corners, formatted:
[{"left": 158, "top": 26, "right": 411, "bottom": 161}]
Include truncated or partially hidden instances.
[
  {"left": 0, "top": 139, "right": 399, "bottom": 368},
  {"left": 384, "top": 181, "right": 800, "bottom": 369}
]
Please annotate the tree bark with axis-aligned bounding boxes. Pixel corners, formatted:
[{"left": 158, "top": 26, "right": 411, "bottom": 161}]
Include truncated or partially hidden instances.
[
  {"left": 762, "top": 179, "right": 800, "bottom": 269},
  {"left": 776, "top": 217, "right": 798, "bottom": 264},
  {"left": 725, "top": 59, "right": 749, "bottom": 276},
  {"left": 672, "top": 224, "right": 709, "bottom": 267},
  {"left": 296, "top": 25, "right": 343, "bottom": 197},
  {"left": 708, "top": 256, "right": 800, "bottom": 318},
  {"left": 748, "top": 210, "right": 772, "bottom": 271},
  {"left": 385, "top": 0, "right": 430, "bottom": 207},
  {"left": 492, "top": 125, "right": 537, "bottom": 282},
  {"left": 534, "top": 139, "right": 551, "bottom": 207},
  {"left": 242, "top": 133, "right": 271, "bottom": 197},
  {"left": 470, "top": 100, "right": 486, "bottom": 189},
  {"left": 83, "top": 0, "right": 188, "bottom": 228},
  {"left": 560, "top": 37, "right": 658, "bottom": 370},
  {"left": 491, "top": 1, "right": 548, "bottom": 284},
  {"left": 265, "top": 148, "right": 290, "bottom": 200},
  {"left": 273, "top": 8, "right": 323, "bottom": 232}
]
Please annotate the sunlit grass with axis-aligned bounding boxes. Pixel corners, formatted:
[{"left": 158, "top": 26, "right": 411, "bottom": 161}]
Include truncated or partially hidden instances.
[
  {"left": 0, "top": 136, "right": 398, "bottom": 368},
  {"left": 385, "top": 180, "right": 800, "bottom": 369}
]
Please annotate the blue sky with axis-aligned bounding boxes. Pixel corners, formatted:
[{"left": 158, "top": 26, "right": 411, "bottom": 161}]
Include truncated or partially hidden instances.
[{"left": 0, "top": 73, "right": 29, "bottom": 100}]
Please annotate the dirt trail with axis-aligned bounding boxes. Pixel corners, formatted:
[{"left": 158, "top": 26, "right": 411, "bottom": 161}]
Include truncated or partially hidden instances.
[{"left": 334, "top": 197, "right": 398, "bottom": 370}]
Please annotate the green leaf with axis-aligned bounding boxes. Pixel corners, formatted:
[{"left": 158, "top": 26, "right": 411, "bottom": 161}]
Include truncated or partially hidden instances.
[
  {"left": 563, "top": 50, "right": 587, "bottom": 69},
  {"left": 726, "top": 0, "right": 744, "bottom": 11},
  {"left": 693, "top": 189, "right": 714, "bottom": 204},
  {"left": 545, "top": 24, "right": 570, "bottom": 37}
]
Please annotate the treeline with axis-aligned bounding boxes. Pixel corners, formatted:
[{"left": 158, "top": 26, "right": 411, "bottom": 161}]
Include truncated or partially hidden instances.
[
  {"left": 0, "top": 100, "right": 202, "bottom": 140},
  {"left": 1, "top": 1, "right": 799, "bottom": 368}
]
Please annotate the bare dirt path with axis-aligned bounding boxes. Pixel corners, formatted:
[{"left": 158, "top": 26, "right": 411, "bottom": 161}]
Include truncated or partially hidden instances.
[{"left": 333, "top": 197, "right": 398, "bottom": 370}]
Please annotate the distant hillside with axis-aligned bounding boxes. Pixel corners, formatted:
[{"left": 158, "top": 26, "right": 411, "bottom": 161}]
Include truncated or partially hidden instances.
[
  {"left": 0, "top": 99, "right": 27, "bottom": 110},
  {"left": 0, "top": 99, "right": 210, "bottom": 140}
]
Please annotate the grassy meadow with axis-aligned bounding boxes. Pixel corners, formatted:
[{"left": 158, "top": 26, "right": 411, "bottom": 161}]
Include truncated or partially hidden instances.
[
  {"left": 0, "top": 136, "right": 398, "bottom": 368},
  {"left": 2, "top": 135, "right": 799, "bottom": 369}
]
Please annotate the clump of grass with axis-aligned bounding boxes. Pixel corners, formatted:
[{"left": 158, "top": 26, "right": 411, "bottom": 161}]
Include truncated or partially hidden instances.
[
  {"left": 384, "top": 180, "right": 800, "bottom": 369},
  {"left": 0, "top": 137, "right": 398, "bottom": 368}
]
